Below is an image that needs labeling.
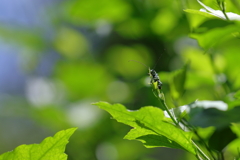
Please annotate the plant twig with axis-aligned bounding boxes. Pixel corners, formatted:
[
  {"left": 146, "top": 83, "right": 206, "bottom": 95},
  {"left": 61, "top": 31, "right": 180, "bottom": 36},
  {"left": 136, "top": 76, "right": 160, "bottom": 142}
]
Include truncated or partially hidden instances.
[
  {"left": 181, "top": 119, "right": 217, "bottom": 160},
  {"left": 192, "top": 140, "right": 211, "bottom": 160}
]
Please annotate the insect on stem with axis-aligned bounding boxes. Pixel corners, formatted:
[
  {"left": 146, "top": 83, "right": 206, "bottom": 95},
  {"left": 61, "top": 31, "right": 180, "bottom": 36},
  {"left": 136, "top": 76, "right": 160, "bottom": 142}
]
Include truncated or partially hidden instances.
[{"left": 128, "top": 60, "right": 163, "bottom": 90}]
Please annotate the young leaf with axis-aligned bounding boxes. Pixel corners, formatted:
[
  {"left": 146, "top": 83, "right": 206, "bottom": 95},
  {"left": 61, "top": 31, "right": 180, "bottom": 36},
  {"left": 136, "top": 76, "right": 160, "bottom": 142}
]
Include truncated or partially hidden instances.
[
  {"left": 94, "top": 101, "right": 196, "bottom": 154},
  {"left": 0, "top": 128, "right": 77, "bottom": 160}
]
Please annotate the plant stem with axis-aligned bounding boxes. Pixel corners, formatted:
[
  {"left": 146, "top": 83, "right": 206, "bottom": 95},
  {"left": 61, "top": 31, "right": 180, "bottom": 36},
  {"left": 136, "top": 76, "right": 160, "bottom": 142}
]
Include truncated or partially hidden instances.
[
  {"left": 154, "top": 89, "right": 212, "bottom": 160},
  {"left": 192, "top": 140, "right": 211, "bottom": 160},
  {"left": 217, "top": 0, "right": 229, "bottom": 20},
  {"left": 181, "top": 119, "right": 217, "bottom": 159},
  {"left": 157, "top": 93, "right": 179, "bottom": 125}
]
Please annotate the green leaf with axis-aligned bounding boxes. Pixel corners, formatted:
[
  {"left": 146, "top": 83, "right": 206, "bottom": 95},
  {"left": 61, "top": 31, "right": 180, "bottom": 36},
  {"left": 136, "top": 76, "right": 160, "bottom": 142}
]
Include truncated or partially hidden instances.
[
  {"left": 209, "top": 127, "right": 237, "bottom": 152},
  {"left": 225, "top": 138, "right": 240, "bottom": 158},
  {"left": 0, "top": 128, "right": 77, "bottom": 160},
  {"left": 193, "top": 19, "right": 233, "bottom": 34},
  {"left": 188, "top": 105, "right": 240, "bottom": 128},
  {"left": 124, "top": 128, "right": 186, "bottom": 150},
  {"left": 94, "top": 101, "right": 196, "bottom": 154},
  {"left": 231, "top": 123, "right": 240, "bottom": 137},
  {"left": 195, "top": 0, "right": 240, "bottom": 21},
  {"left": 184, "top": 9, "right": 217, "bottom": 19},
  {"left": 190, "top": 24, "right": 240, "bottom": 49},
  {"left": 170, "top": 63, "right": 188, "bottom": 100}
]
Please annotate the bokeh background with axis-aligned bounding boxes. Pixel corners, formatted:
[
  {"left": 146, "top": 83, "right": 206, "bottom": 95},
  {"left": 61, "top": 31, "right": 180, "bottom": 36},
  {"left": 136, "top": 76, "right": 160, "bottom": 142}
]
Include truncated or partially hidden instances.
[{"left": 1, "top": 0, "right": 240, "bottom": 160}]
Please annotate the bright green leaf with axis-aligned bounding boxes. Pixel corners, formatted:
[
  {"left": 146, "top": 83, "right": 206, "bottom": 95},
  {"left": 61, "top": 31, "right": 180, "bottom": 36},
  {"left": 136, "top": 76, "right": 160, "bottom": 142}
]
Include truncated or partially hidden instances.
[
  {"left": 94, "top": 101, "right": 196, "bottom": 154},
  {"left": 231, "top": 123, "right": 240, "bottom": 137},
  {"left": 190, "top": 25, "right": 240, "bottom": 49},
  {"left": 184, "top": 9, "right": 217, "bottom": 19},
  {"left": 225, "top": 138, "right": 240, "bottom": 157},
  {"left": 0, "top": 128, "right": 77, "bottom": 160}
]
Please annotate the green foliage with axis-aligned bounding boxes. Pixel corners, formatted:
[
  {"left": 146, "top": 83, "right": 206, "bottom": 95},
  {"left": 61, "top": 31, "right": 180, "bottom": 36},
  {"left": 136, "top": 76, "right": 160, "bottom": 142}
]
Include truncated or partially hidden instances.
[
  {"left": 185, "top": 0, "right": 240, "bottom": 50},
  {"left": 208, "top": 127, "right": 237, "bottom": 152},
  {"left": 65, "top": 0, "right": 131, "bottom": 24},
  {"left": 93, "top": 102, "right": 196, "bottom": 154},
  {"left": 95, "top": 85, "right": 240, "bottom": 159},
  {"left": 190, "top": 24, "right": 240, "bottom": 50},
  {"left": 188, "top": 105, "right": 240, "bottom": 128},
  {"left": 2, "top": 0, "right": 240, "bottom": 159},
  {"left": 234, "top": 90, "right": 240, "bottom": 99},
  {"left": 184, "top": 9, "right": 217, "bottom": 19},
  {"left": 0, "top": 128, "right": 76, "bottom": 160}
]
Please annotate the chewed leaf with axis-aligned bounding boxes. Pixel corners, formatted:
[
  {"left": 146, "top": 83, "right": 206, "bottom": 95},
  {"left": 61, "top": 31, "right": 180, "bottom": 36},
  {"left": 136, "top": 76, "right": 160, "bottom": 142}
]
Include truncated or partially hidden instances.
[
  {"left": 94, "top": 101, "right": 196, "bottom": 154},
  {"left": 0, "top": 128, "right": 77, "bottom": 160}
]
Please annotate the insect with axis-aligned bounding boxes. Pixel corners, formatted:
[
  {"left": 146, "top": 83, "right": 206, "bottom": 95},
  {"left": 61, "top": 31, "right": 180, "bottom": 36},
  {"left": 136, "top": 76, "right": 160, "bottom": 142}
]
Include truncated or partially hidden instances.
[{"left": 129, "top": 60, "right": 163, "bottom": 90}]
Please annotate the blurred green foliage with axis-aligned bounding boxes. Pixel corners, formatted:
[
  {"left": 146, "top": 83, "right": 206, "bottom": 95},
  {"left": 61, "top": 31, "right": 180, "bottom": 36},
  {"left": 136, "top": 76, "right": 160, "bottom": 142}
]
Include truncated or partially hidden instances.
[
  {"left": 0, "top": 128, "right": 76, "bottom": 160},
  {"left": 0, "top": 0, "right": 240, "bottom": 159}
]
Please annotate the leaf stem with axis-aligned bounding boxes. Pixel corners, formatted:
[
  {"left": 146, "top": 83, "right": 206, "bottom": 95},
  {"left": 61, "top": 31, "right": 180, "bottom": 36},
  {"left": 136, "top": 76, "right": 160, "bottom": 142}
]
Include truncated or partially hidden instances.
[
  {"left": 181, "top": 119, "right": 217, "bottom": 159},
  {"left": 154, "top": 90, "right": 179, "bottom": 125},
  {"left": 153, "top": 88, "right": 212, "bottom": 160},
  {"left": 192, "top": 140, "right": 211, "bottom": 160},
  {"left": 216, "top": 0, "right": 229, "bottom": 20}
]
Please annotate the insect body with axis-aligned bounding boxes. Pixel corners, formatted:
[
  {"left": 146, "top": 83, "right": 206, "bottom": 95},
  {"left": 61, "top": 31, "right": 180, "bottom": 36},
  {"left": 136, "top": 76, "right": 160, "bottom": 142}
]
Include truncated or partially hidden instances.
[
  {"left": 129, "top": 60, "right": 163, "bottom": 90},
  {"left": 149, "top": 69, "right": 162, "bottom": 90}
]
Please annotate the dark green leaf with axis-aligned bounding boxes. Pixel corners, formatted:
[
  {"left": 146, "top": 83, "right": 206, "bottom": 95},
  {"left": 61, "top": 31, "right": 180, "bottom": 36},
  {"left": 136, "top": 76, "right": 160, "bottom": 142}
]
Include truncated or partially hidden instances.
[
  {"left": 188, "top": 106, "right": 240, "bottom": 128},
  {"left": 209, "top": 127, "right": 237, "bottom": 151},
  {"left": 193, "top": 19, "right": 233, "bottom": 34}
]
